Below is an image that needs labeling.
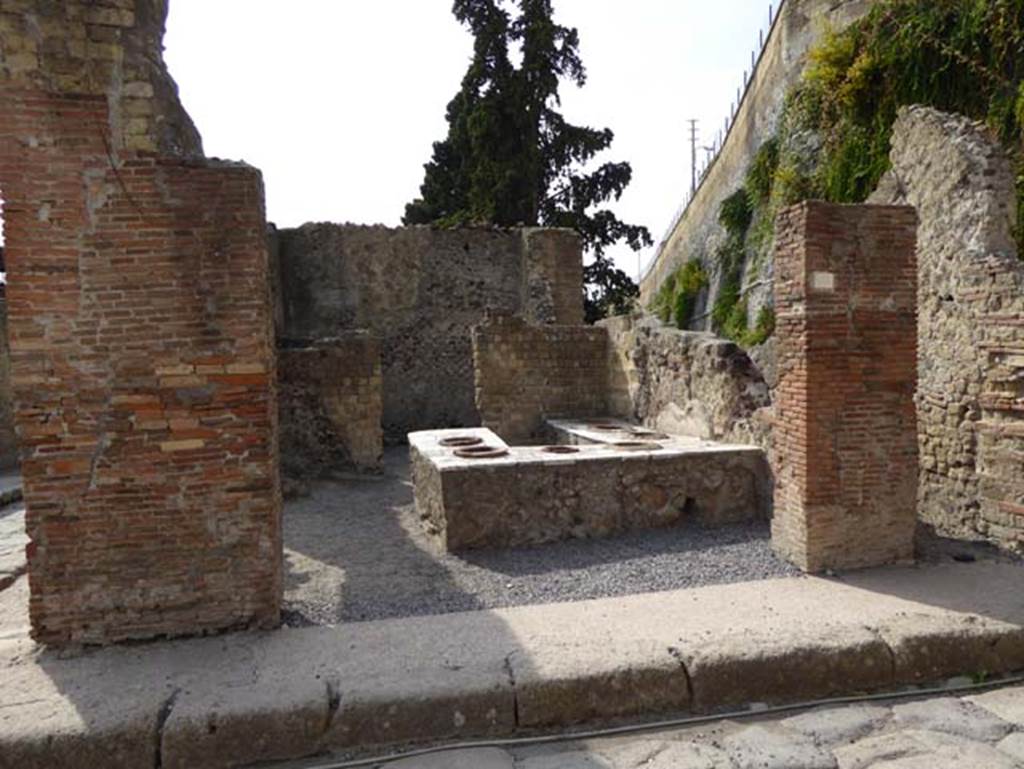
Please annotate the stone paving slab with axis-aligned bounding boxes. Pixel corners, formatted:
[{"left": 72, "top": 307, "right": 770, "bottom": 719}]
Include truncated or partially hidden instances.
[
  {"left": 361, "top": 690, "right": 1024, "bottom": 769},
  {"left": 1, "top": 560, "right": 1024, "bottom": 769}
]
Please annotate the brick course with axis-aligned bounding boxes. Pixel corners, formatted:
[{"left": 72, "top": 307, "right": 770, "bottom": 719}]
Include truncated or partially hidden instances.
[
  {"left": 278, "top": 333, "right": 383, "bottom": 480},
  {"left": 0, "top": 3, "right": 280, "bottom": 644},
  {"left": 473, "top": 315, "right": 609, "bottom": 444},
  {"left": 772, "top": 202, "right": 918, "bottom": 572}
]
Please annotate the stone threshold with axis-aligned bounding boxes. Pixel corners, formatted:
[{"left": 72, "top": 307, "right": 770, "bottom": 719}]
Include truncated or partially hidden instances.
[{"left": 1, "top": 560, "right": 1022, "bottom": 768}]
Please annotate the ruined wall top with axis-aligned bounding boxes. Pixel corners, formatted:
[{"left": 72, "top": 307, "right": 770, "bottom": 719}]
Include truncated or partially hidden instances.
[
  {"left": 0, "top": 0, "right": 202, "bottom": 157},
  {"left": 869, "top": 105, "right": 1024, "bottom": 550}
]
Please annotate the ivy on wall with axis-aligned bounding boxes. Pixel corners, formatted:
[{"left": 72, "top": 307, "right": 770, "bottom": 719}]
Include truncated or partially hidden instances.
[
  {"left": 778, "top": 0, "right": 1024, "bottom": 243},
  {"left": 652, "top": 0, "right": 1024, "bottom": 347}
]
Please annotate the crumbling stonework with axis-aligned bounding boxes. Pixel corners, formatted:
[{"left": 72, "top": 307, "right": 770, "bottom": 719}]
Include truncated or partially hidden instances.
[
  {"left": 275, "top": 224, "right": 582, "bottom": 441},
  {"left": 772, "top": 202, "right": 919, "bottom": 572},
  {"left": 0, "top": 0, "right": 281, "bottom": 644},
  {"left": 278, "top": 334, "right": 383, "bottom": 481},
  {"left": 870, "top": 106, "right": 1024, "bottom": 552},
  {"left": 473, "top": 315, "right": 609, "bottom": 444},
  {"left": 602, "top": 314, "right": 772, "bottom": 448}
]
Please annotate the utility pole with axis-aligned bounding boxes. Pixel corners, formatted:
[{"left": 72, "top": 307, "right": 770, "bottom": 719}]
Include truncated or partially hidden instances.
[{"left": 688, "top": 119, "right": 699, "bottom": 197}]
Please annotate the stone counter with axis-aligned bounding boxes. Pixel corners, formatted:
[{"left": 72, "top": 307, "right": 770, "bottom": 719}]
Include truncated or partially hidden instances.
[{"left": 410, "top": 428, "right": 768, "bottom": 552}]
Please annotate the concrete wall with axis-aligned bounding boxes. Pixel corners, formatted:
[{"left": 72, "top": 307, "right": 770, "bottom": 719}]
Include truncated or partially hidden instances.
[
  {"left": 772, "top": 202, "right": 919, "bottom": 572},
  {"left": 0, "top": 0, "right": 281, "bottom": 645},
  {"left": 473, "top": 315, "right": 609, "bottom": 444},
  {"left": 278, "top": 333, "right": 383, "bottom": 483},
  {"left": 639, "top": 0, "right": 872, "bottom": 318},
  {"left": 275, "top": 224, "right": 583, "bottom": 442},
  {"left": 870, "top": 107, "right": 1024, "bottom": 552}
]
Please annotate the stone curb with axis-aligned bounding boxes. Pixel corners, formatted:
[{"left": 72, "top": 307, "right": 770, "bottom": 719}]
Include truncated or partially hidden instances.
[{"left": 1, "top": 562, "right": 1022, "bottom": 769}]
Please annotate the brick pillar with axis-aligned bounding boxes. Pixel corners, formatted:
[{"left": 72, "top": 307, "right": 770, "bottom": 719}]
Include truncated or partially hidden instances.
[{"left": 772, "top": 202, "right": 919, "bottom": 572}]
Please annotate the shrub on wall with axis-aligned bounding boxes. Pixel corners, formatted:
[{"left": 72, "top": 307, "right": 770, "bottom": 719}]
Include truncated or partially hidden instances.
[
  {"left": 776, "top": 0, "right": 1024, "bottom": 244},
  {"left": 651, "top": 259, "right": 708, "bottom": 329}
]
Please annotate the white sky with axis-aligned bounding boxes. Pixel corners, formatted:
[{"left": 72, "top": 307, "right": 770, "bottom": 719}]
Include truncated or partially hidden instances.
[{"left": 160, "top": 2, "right": 770, "bottom": 279}]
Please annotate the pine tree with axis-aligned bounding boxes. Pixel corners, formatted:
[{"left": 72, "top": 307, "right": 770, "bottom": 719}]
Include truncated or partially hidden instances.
[{"left": 404, "top": 0, "right": 651, "bottom": 321}]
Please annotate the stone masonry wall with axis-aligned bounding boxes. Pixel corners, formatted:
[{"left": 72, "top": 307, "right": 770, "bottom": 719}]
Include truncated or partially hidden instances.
[
  {"left": 870, "top": 106, "right": 1024, "bottom": 551},
  {"left": 772, "top": 202, "right": 919, "bottom": 572},
  {"left": 473, "top": 315, "right": 608, "bottom": 444},
  {"left": 602, "top": 314, "right": 772, "bottom": 448},
  {"left": 278, "top": 333, "right": 383, "bottom": 481},
  {"left": 276, "top": 224, "right": 582, "bottom": 442},
  {"left": 0, "top": 1, "right": 281, "bottom": 644}
]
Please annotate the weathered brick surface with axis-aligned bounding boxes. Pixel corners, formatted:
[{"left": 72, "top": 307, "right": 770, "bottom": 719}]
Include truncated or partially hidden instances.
[
  {"left": 0, "top": 3, "right": 280, "bottom": 644},
  {"left": 278, "top": 334, "right": 383, "bottom": 479},
  {"left": 772, "top": 202, "right": 918, "bottom": 572},
  {"left": 0, "top": 296, "right": 17, "bottom": 469},
  {"left": 473, "top": 315, "right": 609, "bottom": 444},
  {"left": 274, "top": 224, "right": 583, "bottom": 441}
]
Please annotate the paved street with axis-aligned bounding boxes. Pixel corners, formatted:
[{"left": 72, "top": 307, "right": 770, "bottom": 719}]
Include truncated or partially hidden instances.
[{"left": 366, "top": 683, "right": 1024, "bottom": 768}]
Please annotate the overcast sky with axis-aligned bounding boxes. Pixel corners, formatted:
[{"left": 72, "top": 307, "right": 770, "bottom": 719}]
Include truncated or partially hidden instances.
[{"left": 157, "top": 2, "right": 770, "bottom": 279}]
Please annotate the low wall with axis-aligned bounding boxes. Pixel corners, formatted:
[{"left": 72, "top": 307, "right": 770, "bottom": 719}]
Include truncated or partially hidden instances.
[
  {"left": 870, "top": 107, "right": 1024, "bottom": 552},
  {"left": 473, "top": 315, "right": 609, "bottom": 444},
  {"left": 602, "top": 314, "right": 771, "bottom": 448},
  {"left": 277, "top": 333, "right": 383, "bottom": 483},
  {"left": 275, "top": 225, "right": 582, "bottom": 442}
]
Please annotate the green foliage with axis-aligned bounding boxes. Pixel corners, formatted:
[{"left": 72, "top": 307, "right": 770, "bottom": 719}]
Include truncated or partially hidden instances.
[
  {"left": 583, "top": 257, "right": 639, "bottom": 323},
  {"left": 746, "top": 138, "right": 780, "bottom": 208},
  {"left": 404, "top": 0, "right": 653, "bottom": 321},
  {"left": 780, "top": 0, "right": 1024, "bottom": 226},
  {"left": 650, "top": 259, "right": 707, "bottom": 329},
  {"left": 711, "top": 280, "right": 740, "bottom": 332},
  {"left": 748, "top": 306, "right": 776, "bottom": 346},
  {"left": 718, "top": 189, "right": 754, "bottom": 238}
]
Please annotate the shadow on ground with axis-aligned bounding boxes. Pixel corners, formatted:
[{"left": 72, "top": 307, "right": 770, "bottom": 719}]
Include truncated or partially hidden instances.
[{"left": 282, "top": 447, "right": 799, "bottom": 625}]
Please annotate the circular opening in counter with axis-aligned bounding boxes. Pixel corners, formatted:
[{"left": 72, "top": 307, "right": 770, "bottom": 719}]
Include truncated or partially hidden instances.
[
  {"left": 454, "top": 445, "right": 509, "bottom": 459},
  {"left": 439, "top": 436, "right": 484, "bottom": 448},
  {"left": 590, "top": 422, "right": 623, "bottom": 430},
  {"left": 542, "top": 446, "right": 580, "bottom": 454}
]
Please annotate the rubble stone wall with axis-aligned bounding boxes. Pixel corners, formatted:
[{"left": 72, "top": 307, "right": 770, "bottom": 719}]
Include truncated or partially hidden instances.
[
  {"left": 772, "top": 202, "right": 919, "bottom": 572},
  {"left": 869, "top": 106, "right": 1024, "bottom": 551},
  {"left": 278, "top": 334, "right": 383, "bottom": 480},
  {"left": 0, "top": 1, "right": 281, "bottom": 644},
  {"left": 276, "top": 224, "right": 582, "bottom": 441},
  {"left": 601, "top": 314, "right": 772, "bottom": 448},
  {"left": 473, "top": 315, "right": 608, "bottom": 444}
]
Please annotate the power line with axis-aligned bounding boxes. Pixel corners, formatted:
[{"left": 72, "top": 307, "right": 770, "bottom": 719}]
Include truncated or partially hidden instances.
[{"left": 688, "top": 119, "right": 698, "bottom": 197}]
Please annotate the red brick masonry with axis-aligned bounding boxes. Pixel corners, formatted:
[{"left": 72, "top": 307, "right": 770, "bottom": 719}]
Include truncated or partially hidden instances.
[
  {"left": 772, "top": 202, "right": 919, "bottom": 572},
  {"left": 0, "top": 90, "right": 281, "bottom": 644}
]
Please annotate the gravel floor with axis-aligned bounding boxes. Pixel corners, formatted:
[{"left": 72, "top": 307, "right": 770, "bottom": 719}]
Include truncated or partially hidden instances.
[{"left": 282, "top": 447, "right": 802, "bottom": 626}]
